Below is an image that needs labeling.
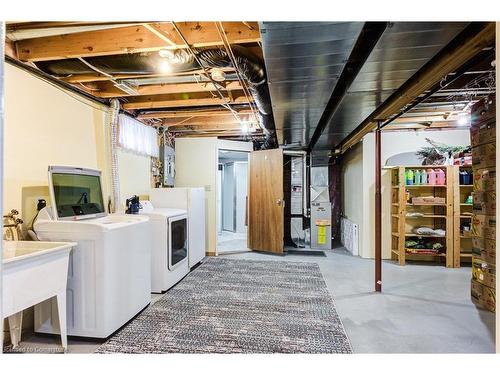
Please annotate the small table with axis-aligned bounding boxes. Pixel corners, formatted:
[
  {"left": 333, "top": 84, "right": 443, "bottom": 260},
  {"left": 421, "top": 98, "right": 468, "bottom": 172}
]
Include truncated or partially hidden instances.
[{"left": 2, "top": 241, "right": 75, "bottom": 351}]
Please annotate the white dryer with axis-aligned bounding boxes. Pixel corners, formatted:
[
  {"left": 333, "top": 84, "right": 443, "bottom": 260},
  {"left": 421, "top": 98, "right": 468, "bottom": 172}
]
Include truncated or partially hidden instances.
[
  {"left": 139, "top": 201, "right": 190, "bottom": 293},
  {"left": 150, "top": 188, "right": 205, "bottom": 268}
]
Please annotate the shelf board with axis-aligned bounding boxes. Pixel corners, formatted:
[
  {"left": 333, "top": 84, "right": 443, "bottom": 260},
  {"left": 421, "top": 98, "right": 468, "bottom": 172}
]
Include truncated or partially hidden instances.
[
  {"left": 460, "top": 215, "right": 473, "bottom": 219},
  {"left": 405, "top": 214, "right": 447, "bottom": 219},
  {"left": 404, "top": 185, "right": 447, "bottom": 188},
  {"left": 460, "top": 235, "right": 473, "bottom": 239},
  {"left": 404, "top": 233, "right": 446, "bottom": 238},
  {"left": 460, "top": 254, "right": 473, "bottom": 258},
  {"left": 459, "top": 185, "right": 473, "bottom": 188},
  {"left": 405, "top": 249, "right": 446, "bottom": 257},
  {"left": 407, "top": 203, "right": 447, "bottom": 206}
]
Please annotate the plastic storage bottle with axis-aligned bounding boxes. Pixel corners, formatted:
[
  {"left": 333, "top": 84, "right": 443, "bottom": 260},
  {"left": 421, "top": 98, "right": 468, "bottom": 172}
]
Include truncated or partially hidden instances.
[
  {"left": 427, "top": 168, "right": 436, "bottom": 185},
  {"left": 414, "top": 170, "right": 421, "bottom": 185},
  {"left": 421, "top": 169, "right": 427, "bottom": 185},
  {"left": 436, "top": 169, "right": 446, "bottom": 185},
  {"left": 406, "top": 169, "right": 414, "bottom": 185}
]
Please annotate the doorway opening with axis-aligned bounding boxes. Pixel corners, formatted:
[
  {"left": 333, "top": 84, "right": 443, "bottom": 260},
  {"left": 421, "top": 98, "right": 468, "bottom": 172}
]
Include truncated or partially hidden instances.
[{"left": 217, "top": 149, "right": 250, "bottom": 254}]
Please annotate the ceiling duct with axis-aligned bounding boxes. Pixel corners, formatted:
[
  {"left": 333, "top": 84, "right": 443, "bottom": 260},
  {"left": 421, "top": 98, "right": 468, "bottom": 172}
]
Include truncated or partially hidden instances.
[{"left": 34, "top": 45, "right": 277, "bottom": 149}]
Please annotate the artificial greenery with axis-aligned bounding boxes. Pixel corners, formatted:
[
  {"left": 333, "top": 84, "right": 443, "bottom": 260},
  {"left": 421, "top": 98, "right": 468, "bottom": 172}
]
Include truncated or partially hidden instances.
[{"left": 416, "top": 138, "right": 468, "bottom": 165}]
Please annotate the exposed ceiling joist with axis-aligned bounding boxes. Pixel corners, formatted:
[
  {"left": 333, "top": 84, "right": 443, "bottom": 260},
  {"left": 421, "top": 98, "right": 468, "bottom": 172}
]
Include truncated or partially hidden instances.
[
  {"left": 167, "top": 123, "right": 250, "bottom": 131},
  {"left": 60, "top": 67, "right": 236, "bottom": 83},
  {"left": 16, "top": 22, "right": 261, "bottom": 62},
  {"left": 339, "top": 22, "right": 495, "bottom": 153},
  {"left": 122, "top": 94, "right": 252, "bottom": 110},
  {"left": 5, "top": 38, "right": 17, "bottom": 59},
  {"left": 162, "top": 115, "right": 255, "bottom": 127},
  {"left": 138, "top": 108, "right": 252, "bottom": 120},
  {"left": 89, "top": 80, "right": 243, "bottom": 98}
]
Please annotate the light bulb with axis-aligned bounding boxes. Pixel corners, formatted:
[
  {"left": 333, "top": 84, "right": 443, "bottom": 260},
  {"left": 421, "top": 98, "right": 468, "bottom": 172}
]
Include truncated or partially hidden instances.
[{"left": 159, "top": 60, "right": 172, "bottom": 73}]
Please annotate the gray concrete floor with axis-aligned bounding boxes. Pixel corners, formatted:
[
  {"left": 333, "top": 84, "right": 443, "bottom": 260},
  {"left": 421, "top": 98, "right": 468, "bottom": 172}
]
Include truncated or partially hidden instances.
[
  {"left": 217, "top": 230, "right": 250, "bottom": 254},
  {"left": 223, "top": 247, "right": 496, "bottom": 353},
  {"left": 10, "top": 246, "right": 495, "bottom": 353}
]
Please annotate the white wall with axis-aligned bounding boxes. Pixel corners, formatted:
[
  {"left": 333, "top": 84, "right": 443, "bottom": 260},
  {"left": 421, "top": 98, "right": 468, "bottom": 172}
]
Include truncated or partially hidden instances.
[
  {"left": 341, "top": 143, "right": 364, "bottom": 253},
  {"left": 235, "top": 162, "right": 248, "bottom": 233},
  {"left": 174, "top": 138, "right": 253, "bottom": 255},
  {"left": 3, "top": 63, "right": 108, "bottom": 228},
  {"left": 343, "top": 129, "right": 471, "bottom": 259},
  {"left": 117, "top": 149, "right": 151, "bottom": 208},
  {"left": 175, "top": 137, "right": 218, "bottom": 254}
]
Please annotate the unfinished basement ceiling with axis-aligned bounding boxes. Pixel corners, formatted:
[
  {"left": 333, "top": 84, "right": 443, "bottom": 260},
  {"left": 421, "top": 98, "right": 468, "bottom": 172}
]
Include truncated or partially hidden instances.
[
  {"left": 5, "top": 22, "right": 271, "bottom": 143},
  {"left": 260, "top": 22, "right": 364, "bottom": 149},
  {"left": 260, "top": 21, "right": 470, "bottom": 163}
]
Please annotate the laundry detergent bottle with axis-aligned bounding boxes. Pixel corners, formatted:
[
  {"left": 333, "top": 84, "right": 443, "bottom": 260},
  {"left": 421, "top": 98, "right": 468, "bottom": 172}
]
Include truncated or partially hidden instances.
[
  {"left": 414, "top": 170, "right": 421, "bottom": 185},
  {"left": 421, "top": 169, "right": 427, "bottom": 185},
  {"left": 436, "top": 169, "right": 446, "bottom": 185},
  {"left": 427, "top": 168, "right": 436, "bottom": 185},
  {"left": 406, "top": 169, "right": 414, "bottom": 185}
]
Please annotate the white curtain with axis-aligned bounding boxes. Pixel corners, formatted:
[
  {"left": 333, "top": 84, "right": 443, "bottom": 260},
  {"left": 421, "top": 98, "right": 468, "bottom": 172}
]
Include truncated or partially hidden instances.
[{"left": 118, "top": 114, "right": 159, "bottom": 157}]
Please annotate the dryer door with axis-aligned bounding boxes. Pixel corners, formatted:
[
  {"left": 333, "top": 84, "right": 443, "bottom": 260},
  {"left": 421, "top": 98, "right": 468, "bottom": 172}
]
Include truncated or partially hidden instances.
[{"left": 168, "top": 216, "right": 188, "bottom": 270}]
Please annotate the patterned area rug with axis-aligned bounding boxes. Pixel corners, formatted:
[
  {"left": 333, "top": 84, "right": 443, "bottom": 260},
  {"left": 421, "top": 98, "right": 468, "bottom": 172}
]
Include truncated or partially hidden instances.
[{"left": 96, "top": 258, "right": 352, "bottom": 353}]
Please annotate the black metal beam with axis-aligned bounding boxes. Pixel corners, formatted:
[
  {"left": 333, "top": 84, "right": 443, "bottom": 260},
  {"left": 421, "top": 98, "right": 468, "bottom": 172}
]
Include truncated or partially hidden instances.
[
  {"left": 306, "top": 22, "right": 388, "bottom": 152},
  {"left": 338, "top": 22, "right": 494, "bottom": 152}
]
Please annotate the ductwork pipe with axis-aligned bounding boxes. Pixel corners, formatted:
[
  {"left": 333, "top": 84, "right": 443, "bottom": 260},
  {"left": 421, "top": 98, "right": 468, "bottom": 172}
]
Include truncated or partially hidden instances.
[
  {"left": 35, "top": 46, "right": 278, "bottom": 149},
  {"left": 108, "top": 99, "right": 121, "bottom": 213}
]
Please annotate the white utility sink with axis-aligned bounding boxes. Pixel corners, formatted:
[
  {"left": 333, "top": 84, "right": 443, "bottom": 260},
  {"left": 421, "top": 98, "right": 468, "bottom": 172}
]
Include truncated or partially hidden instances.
[{"left": 2, "top": 240, "right": 75, "bottom": 350}]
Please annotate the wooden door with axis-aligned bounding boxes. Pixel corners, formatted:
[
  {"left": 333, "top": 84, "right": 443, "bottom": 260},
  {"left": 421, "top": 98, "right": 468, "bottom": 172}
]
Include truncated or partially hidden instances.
[{"left": 248, "top": 148, "right": 284, "bottom": 254}]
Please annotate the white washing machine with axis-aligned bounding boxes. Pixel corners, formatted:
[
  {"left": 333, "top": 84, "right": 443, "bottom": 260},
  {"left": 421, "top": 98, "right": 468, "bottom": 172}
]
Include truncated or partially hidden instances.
[
  {"left": 139, "top": 201, "right": 190, "bottom": 293},
  {"left": 150, "top": 188, "right": 205, "bottom": 268},
  {"left": 33, "top": 166, "right": 151, "bottom": 338}
]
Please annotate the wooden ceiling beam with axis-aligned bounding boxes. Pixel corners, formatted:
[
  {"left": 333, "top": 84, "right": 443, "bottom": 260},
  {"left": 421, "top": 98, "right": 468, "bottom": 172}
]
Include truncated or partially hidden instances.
[
  {"left": 168, "top": 123, "right": 246, "bottom": 132},
  {"left": 60, "top": 67, "right": 235, "bottom": 83},
  {"left": 5, "top": 38, "right": 17, "bottom": 59},
  {"left": 391, "top": 114, "right": 462, "bottom": 124},
  {"left": 91, "top": 80, "right": 243, "bottom": 98},
  {"left": 16, "top": 22, "right": 261, "bottom": 62},
  {"left": 138, "top": 108, "right": 252, "bottom": 119},
  {"left": 122, "top": 94, "right": 252, "bottom": 110},
  {"left": 163, "top": 116, "right": 257, "bottom": 127},
  {"left": 176, "top": 130, "right": 261, "bottom": 138}
]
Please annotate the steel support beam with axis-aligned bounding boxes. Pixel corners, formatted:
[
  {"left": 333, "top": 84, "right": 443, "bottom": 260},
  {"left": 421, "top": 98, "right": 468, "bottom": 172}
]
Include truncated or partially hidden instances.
[
  {"left": 375, "top": 123, "right": 382, "bottom": 292},
  {"left": 306, "top": 22, "right": 387, "bottom": 152}
]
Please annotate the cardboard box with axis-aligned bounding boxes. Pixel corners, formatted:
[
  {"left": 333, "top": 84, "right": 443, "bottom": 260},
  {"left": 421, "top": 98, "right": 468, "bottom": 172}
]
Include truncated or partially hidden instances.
[
  {"left": 472, "top": 257, "right": 496, "bottom": 289},
  {"left": 411, "top": 196, "right": 445, "bottom": 205},
  {"left": 473, "top": 168, "right": 496, "bottom": 192},
  {"left": 471, "top": 279, "right": 496, "bottom": 313},
  {"left": 471, "top": 97, "right": 496, "bottom": 128},
  {"left": 471, "top": 214, "right": 496, "bottom": 240},
  {"left": 472, "top": 191, "right": 496, "bottom": 215},
  {"left": 472, "top": 237, "right": 496, "bottom": 264},
  {"left": 470, "top": 121, "right": 496, "bottom": 147},
  {"left": 472, "top": 141, "right": 496, "bottom": 170}
]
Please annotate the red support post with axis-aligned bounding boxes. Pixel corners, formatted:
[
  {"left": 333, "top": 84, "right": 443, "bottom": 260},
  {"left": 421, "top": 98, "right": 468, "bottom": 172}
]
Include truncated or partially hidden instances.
[{"left": 375, "top": 124, "right": 382, "bottom": 292}]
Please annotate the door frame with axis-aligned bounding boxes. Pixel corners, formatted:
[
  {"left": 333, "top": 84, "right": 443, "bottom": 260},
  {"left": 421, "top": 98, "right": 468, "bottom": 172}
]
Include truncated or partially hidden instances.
[{"left": 215, "top": 140, "right": 253, "bottom": 255}]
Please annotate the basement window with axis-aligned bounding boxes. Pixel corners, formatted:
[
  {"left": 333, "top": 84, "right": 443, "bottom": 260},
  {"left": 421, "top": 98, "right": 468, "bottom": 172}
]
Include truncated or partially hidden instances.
[{"left": 118, "top": 114, "right": 159, "bottom": 157}]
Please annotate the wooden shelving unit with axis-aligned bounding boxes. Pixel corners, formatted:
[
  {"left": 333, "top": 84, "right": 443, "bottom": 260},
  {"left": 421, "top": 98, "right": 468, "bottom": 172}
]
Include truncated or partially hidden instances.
[
  {"left": 390, "top": 166, "right": 454, "bottom": 267},
  {"left": 452, "top": 165, "right": 473, "bottom": 267}
]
